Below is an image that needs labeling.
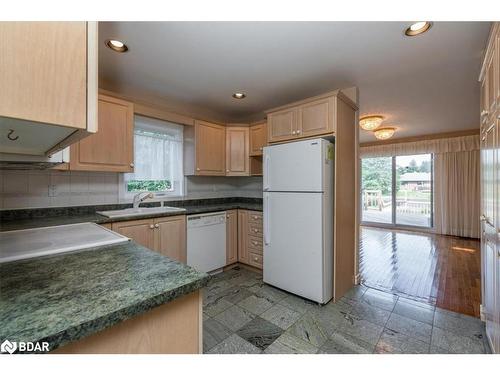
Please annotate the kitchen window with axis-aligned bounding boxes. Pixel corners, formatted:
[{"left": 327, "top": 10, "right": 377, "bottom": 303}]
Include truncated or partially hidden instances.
[{"left": 121, "top": 115, "right": 184, "bottom": 200}]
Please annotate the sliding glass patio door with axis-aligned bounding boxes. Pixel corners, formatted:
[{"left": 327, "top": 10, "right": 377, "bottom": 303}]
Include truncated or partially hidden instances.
[{"left": 361, "top": 154, "right": 433, "bottom": 228}]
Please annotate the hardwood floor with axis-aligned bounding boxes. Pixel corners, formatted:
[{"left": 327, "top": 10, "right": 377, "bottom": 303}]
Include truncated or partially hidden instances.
[{"left": 359, "top": 226, "right": 481, "bottom": 317}]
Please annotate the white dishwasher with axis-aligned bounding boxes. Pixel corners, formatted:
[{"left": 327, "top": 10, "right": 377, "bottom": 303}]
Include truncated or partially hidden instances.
[{"left": 187, "top": 212, "right": 226, "bottom": 273}]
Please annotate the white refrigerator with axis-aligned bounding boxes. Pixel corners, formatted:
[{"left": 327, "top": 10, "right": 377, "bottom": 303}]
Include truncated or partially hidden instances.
[{"left": 263, "top": 138, "right": 334, "bottom": 304}]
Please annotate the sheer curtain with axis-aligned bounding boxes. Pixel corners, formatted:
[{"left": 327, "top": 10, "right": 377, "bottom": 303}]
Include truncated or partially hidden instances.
[
  {"left": 360, "top": 134, "right": 480, "bottom": 238},
  {"left": 125, "top": 115, "right": 183, "bottom": 195},
  {"left": 434, "top": 150, "right": 480, "bottom": 238}
]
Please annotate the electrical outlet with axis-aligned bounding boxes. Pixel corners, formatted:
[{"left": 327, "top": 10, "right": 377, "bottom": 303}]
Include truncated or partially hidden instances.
[{"left": 48, "top": 184, "right": 57, "bottom": 197}]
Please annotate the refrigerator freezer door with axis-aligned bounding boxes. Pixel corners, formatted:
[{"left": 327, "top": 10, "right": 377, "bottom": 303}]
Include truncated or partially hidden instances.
[
  {"left": 263, "top": 139, "right": 327, "bottom": 192},
  {"left": 263, "top": 191, "right": 331, "bottom": 303}
]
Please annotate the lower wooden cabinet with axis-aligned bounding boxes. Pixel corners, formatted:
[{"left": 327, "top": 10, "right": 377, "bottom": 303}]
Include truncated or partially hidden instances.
[
  {"left": 112, "top": 215, "right": 186, "bottom": 263},
  {"left": 155, "top": 216, "right": 187, "bottom": 263},
  {"left": 237, "top": 209, "right": 263, "bottom": 270},
  {"left": 226, "top": 210, "right": 238, "bottom": 265}
]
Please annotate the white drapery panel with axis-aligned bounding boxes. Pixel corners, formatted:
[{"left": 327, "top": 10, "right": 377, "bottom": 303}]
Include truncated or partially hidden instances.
[
  {"left": 360, "top": 134, "right": 480, "bottom": 238},
  {"left": 434, "top": 150, "right": 480, "bottom": 238},
  {"left": 360, "top": 135, "right": 480, "bottom": 158}
]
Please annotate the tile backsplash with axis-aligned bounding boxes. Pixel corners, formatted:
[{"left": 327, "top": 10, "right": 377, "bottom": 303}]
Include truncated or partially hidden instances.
[{"left": 0, "top": 170, "right": 262, "bottom": 210}]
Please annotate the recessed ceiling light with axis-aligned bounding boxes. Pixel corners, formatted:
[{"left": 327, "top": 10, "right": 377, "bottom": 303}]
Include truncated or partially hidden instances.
[
  {"left": 105, "top": 39, "right": 128, "bottom": 53},
  {"left": 374, "top": 127, "right": 396, "bottom": 140},
  {"left": 232, "top": 92, "right": 246, "bottom": 99},
  {"left": 404, "top": 22, "right": 432, "bottom": 37},
  {"left": 359, "top": 115, "right": 384, "bottom": 131}
]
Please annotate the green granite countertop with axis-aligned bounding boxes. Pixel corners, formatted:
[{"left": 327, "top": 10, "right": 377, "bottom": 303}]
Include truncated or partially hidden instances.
[
  {"left": 0, "top": 200, "right": 262, "bottom": 232},
  {"left": 0, "top": 242, "right": 209, "bottom": 352}
]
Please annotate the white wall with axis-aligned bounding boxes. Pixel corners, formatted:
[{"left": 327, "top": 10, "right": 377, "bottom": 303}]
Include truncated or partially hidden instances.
[{"left": 0, "top": 170, "right": 262, "bottom": 210}]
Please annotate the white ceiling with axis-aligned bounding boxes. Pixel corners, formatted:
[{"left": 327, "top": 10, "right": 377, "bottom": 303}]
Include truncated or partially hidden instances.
[{"left": 98, "top": 22, "right": 491, "bottom": 142}]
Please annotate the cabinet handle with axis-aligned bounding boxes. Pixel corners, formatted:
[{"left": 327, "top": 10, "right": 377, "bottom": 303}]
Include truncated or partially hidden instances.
[
  {"left": 154, "top": 223, "right": 159, "bottom": 228},
  {"left": 149, "top": 224, "right": 154, "bottom": 229}
]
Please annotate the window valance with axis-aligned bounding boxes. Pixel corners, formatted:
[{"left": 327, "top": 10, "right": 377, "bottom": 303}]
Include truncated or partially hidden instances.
[{"left": 360, "top": 134, "right": 480, "bottom": 158}]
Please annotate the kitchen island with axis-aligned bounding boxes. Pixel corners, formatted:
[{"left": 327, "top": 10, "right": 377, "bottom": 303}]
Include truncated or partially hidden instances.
[{"left": 0, "top": 241, "right": 209, "bottom": 353}]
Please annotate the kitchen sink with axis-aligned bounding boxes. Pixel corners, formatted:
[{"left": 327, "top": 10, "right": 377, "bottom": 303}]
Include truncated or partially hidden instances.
[{"left": 97, "top": 206, "right": 186, "bottom": 218}]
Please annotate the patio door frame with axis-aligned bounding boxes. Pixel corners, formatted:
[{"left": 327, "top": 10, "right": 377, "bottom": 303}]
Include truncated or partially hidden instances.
[{"left": 361, "top": 154, "right": 434, "bottom": 231}]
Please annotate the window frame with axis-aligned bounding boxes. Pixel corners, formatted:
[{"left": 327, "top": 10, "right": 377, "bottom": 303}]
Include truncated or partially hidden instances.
[{"left": 119, "top": 116, "right": 185, "bottom": 203}]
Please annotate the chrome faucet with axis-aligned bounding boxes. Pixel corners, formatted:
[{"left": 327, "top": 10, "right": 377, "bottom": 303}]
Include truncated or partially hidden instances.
[{"left": 132, "top": 192, "right": 154, "bottom": 209}]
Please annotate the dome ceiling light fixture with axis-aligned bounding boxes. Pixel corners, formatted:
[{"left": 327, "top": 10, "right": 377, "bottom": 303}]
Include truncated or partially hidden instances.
[
  {"left": 359, "top": 115, "right": 384, "bottom": 131},
  {"left": 404, "top": 22, "right": 432, "bottom": 37},
  {"left": 232, "top": 92, "right": 246, "bottom": 99},
  {"left": 105, "top": 39, "right": 128, "bottom": 53},
  {"left": 374, "top": 127, "right": 396, "bottom": 140}
]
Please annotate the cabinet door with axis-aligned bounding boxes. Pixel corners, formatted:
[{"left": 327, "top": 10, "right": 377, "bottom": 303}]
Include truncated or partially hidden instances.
[
  {"left": 195, "top": 120, "right": 226, "bottom": 175},
  {"left": 249, "top": 122, "right": 267, "bottom": 156},
  {"left": 487, "top": 51, "right": 497, "bottom": 118},
  {"left": 0, "top": 22, "right": 88, "bottom": 129},
  {"left": 226, "top": 127, "right": 249, "bottom": 176},
  {"left": 267, "top": 108, "right": 297, "bottom": 143},
  {"left": 226, "top": 210, "right": 238, "bottom": 265},
  {"left": 112, "top": 219, "right": 154, "bottom": 249},
  {"left": 298, "top": 97, "right": 334, "bottom": 138},
  {"left": 237, "top": 210, "right": 249, "bottom": 264},
  {"left": 481, "top": 73, "right": 489, "bottom": 129},
  {"left": 70, "top": 95, "right": 134, "bottom": 172},
  {"left": 154, "top": 215, "right": 187, "bottom": 263}
]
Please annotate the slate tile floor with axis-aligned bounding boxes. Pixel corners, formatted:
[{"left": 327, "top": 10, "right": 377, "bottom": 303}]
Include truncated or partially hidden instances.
[{"left": 203, "top": 267, "right": 491, "bottom": 354}]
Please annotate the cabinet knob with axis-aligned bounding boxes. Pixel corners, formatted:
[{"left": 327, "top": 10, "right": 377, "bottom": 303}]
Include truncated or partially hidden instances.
[
  {"left": 149, "top": 224, "right": 154, "bottom": 229},
  {"left": 254, "top": 256, "right": 258, "bottom": 261},
  {"left": 154, "top": 223, "right": 159, "bottom": 228},
  {"left": 260, "top": 147, "right": 263, "bottom": 151},
  {"left": 226, "top": 169, "right": 229, "bottom": 172},
  {"left": 252, "top": 241, "right": 258, "bottom": 245},
  {"left": 253, "top": 228, "right": 258, "bottom": 233},
  {"left": 253, "top": 215, "right": 258, "bottom": 219},
  {"left": 130, "top": 163, "right": 134, "bottom": 168},
  {"left": 292, "top": 131, "right": 296, "bottom": 135},
  {"left": 196, "top": 167, "right": 200, "bottom": 171},
  {"left": 481, "top": 110, "right": 489, "bottom": 117},
  {"left": 296, "top": 130, "right": 301, "bottom": 135}
]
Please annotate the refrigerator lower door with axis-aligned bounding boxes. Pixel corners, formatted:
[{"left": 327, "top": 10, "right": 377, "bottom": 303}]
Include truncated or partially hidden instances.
[{"left": 263, "top": 191, "right": 332, "bottom": 303}]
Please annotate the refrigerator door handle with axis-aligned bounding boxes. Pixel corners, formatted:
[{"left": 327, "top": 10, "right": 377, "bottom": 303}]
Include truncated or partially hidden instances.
[
  {"left": 264, "top": 194, "right": 271, "bottom": 245},
  {"left": 263, "top": 155, "right": 270, "bottom": 191}
]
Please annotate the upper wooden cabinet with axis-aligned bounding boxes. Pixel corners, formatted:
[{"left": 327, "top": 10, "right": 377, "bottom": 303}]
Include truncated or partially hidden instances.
[
  {"left": 184, "top": 120, "right": 226, "bottom": 176},
  {"left": 298, "top": 97, "right": 335, "bottom": 138},
  {"left": 0, "top": 22, "right": 98, "bottom": 155},
  {"left": 266, "top": 91, "right": 356, "bottom": 143},
  {"left": 69, "top": 95, "right": 134, "bottom": 172},
  {"left": 249, "top": 121, "right": 267, "bottom": 156},
  {"left": 267, "top": 108, "right": 297, "bottom": 143},
  {"left": 226, "top": 127, "right": 249, "bottom": 176}
]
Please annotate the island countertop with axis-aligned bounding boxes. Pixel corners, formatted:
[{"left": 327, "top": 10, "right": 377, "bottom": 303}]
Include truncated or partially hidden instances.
[{"left": 0, "top": 241, "right": 209, "bottom": 352}]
